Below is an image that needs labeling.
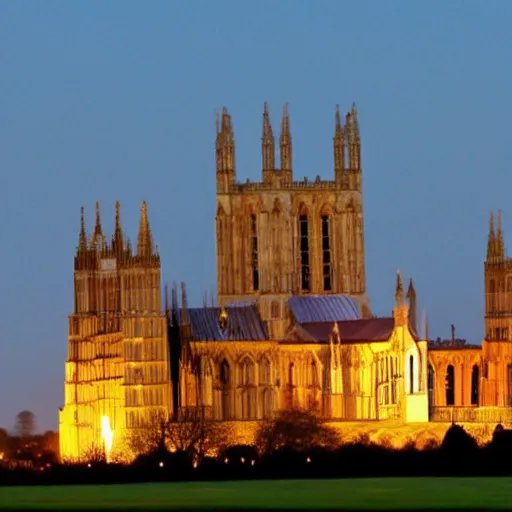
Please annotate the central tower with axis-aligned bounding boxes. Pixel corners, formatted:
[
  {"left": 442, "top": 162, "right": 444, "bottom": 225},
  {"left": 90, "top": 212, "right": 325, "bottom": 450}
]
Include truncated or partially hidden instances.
[{"left": 215, "top": 103, "right": 368, "bottom": 338}]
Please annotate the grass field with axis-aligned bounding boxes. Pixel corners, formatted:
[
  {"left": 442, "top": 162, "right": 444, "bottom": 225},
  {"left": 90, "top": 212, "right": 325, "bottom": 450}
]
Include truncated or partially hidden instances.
[{"left": 3, "top": 477, "right": 512, "bottom": 510}]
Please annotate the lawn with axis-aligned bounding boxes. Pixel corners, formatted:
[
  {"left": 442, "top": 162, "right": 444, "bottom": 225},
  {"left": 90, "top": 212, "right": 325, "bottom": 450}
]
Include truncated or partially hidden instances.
[{"left": 2, "top": 477, "right": 512, "bottom": 510}]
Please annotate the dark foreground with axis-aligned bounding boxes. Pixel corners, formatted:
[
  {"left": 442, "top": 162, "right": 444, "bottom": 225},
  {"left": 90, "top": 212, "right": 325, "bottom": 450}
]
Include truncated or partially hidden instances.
[{"left": 3, "top": 477, "right": 512, "bottom": 511}]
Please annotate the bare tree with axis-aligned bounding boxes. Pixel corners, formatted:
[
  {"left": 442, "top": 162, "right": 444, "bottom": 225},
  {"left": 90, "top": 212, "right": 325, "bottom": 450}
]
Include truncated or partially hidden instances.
[
  {"left": 15, "top": 410, "right": 36, "bottom": 438},
  {"left": 255, "top": 405, "right": 340, "bottom": 456},
  {"left": 167, "top": 413, "right": 232, "bottom": 462},
  {"left": 126, "top": 409, "right": 168, "bottom": 456}
]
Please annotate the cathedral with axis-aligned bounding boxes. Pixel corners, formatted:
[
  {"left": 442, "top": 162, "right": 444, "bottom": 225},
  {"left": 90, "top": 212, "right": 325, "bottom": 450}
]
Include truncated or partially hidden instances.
[{"left": 59, "top": 102, "right": 432, "bottom": 462}]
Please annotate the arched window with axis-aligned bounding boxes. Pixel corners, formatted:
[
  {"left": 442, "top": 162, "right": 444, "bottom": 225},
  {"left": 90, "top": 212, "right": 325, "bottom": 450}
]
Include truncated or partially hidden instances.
[
  {"left": 321, "top": 214, "right": 332, "bottom": 291},
  {"left": 262, "top": 388, "right": 273, "bottom": 419},
  {"left": 310, "top": 359, "right": 319, "bottom": 388},
  {"left": 409, "top": 355, "right": 414, "bottom": 394},
  {"left": 288, "top": 362, "right": 295, "bottom": 387},
  {"left": 250, "top": 214, "right": 259, "bottom": 291},
  {"left": 220, "top": 359, "right": 230, "bottom": 420},
  {"left": 445, "top": 365, "right": 455, "bottom": 406},
  {"left": 240, "top": 356, "right": 255, "bottom": 386},
  {"left": 471, "top": 365, "right": 479, "bottom": 405},
  {"left": 240, "top": 357, "right": 256, "bottom": 420},
  {"left": 299, "top": 212, "right": 310, "bottom": 292},
  {"left": 259, "top": 358, "right": 271, "bottom": 386}
]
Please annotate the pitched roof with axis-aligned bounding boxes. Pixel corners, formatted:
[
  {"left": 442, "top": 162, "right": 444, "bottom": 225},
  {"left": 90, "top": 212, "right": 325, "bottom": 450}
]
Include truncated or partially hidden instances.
[
  {"left": 179, "top": 305, "right": 269, "bottom": 342},
  {"left": 288, "top": 295, "right": 362, "bottom": 324},
  {"left": 300, "top": 317, "right": 395, "bottom": 343}
]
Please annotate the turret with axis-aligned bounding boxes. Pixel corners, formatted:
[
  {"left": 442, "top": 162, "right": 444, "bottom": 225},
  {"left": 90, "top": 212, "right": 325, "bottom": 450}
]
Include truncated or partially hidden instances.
[
  {"left": 487, "top": 210, "right": 505, "bottom": 264},
  {"left": 279, "top": 103, "right": 292, "bottom": 184},
  {"left": 215, "top": 107, "right": 236, "bottom": 193},
  {"left": 406, "top": 278, "right": 417, "bottom": 334},
  {"left": 345, "top": 103, "right": 362, "bottom": 191},
  {"left": 333, "top": 105, "right": 345, "bottom": 186},
  {"left": 90, "top": 202, "right": 106, "bottom": 251},
  {"left": 393, "top": 270, "right": 408, "bottom": 327},
  {"left": 112, "top": 200, "right": 124, "bottom": 256},
  {"left": 262, "top": 102, "right": 275, "bottom": 184}
]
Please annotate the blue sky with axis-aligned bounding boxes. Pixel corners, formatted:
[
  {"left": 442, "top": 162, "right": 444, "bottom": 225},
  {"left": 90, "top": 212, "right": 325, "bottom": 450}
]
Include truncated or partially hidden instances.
[{"left": 1, "top": 0, "right": 512, "bottom": 432}]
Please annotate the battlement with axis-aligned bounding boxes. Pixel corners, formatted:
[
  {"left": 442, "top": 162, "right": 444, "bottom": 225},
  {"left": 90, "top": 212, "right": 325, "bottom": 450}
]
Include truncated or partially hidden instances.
[
  {"left": 215, "top": 102, "right": 362, "bottom": 194},
  {"left": 75, "top": 200, "right": 159, "bottom": 271}
]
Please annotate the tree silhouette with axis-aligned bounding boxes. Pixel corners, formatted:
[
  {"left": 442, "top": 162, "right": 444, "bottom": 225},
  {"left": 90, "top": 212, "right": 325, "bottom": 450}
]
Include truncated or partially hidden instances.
[{"left": 255, "top": 404, "right": 340, "bottom": 456}]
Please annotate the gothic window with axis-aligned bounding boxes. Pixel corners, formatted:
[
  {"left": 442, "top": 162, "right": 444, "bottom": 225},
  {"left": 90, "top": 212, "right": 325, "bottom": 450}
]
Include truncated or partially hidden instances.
[
  {"left": 445, "top": 365, "right": 455, "bottom": 406},
  {"left": 259, "top": 358, "right": 271, "bottom": 385},
  {"left": 310, "top": 359, "right": 319, "bottom": 388},
  {"left": 508, "top": 364, "right": 512, "bottom": 407},
  {"left": 428, "top": 364, "right": 434, "bottom": 407},
  {"left": 240, "top": 357, "right": 256, "bottom": 420},
  {"left": 240, "top": 356, "right": 255, "bottom": 386},
  {"left": 251, "top": 214, "right": 259, "bottom": 291},
  {"left": 271, "top": 301, "right": 279, "bottom": 319},
  {"left": 288, "top": 362, "right": 295, "bottom": 387},
  {"left": 321, "top": 215, "right": 332, "bottom": 291},
  {"left": 471, "top": 365, "right": 479, "bottom": 406},
  {"left": 299, "top": 214, "right": 310, "bottom": 292},
  {"left": 220, "top": 359, "right": 230, "bottom": 420},
  {"left": 262, "top": 388, "right": 273, "bottom": 419},
  {"left": 409, "top": 355, "right": 414, "bottom": 394}
]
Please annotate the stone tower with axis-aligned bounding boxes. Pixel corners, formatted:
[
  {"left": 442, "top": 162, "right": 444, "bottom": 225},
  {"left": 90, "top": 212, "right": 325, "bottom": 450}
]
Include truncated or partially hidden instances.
[
  {"left": 60, "top": 201, "right": 172, "bottom": 461},
  {"left": 215, "top": 103, "right": 369, "bottom": 338},
  {"left": 484, "top": 210, "right": 511, "bottom": 341}
]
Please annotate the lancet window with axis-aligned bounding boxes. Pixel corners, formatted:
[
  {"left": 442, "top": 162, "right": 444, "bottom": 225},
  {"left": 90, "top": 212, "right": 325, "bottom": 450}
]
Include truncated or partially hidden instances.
[
  {"left": 471, "top": 365, "right": 479, "bottom": 406},
  {"left": 299, "top": 214, "right": 310, "bottom": 292},
  {"left": 321, "top": 214, "right": 332, "bottom": 291},
  {"left": 220, "top": 359, "right": 231, "bottom": 420},
  {"left": 240, "top": 356, "right": 256, "bottom": 420},
  {"left": 251, "top": 214, "right": 259, "bottom": 291}
]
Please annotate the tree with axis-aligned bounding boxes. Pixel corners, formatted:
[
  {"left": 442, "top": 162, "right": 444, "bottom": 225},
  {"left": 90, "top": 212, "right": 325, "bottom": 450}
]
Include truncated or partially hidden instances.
[
  {"left": 126, "top": 409, "right": 168, "bottom": 456},
  {"left": 255, "top": 405, "right": 341, "bottom": 456},
  {"left": 15, "top": 410, "right": 36, "bottom": 438},
  {"left": 166, "top": 412, "right": 232, "bottom": 462}
]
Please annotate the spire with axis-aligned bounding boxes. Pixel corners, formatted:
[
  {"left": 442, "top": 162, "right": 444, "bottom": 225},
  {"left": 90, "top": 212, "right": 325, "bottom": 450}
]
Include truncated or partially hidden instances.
[
  {"left": 78, "top": 206, "right": 87, "bottom": 251},
  {"left": 94, "top": 201, "right": 102, "bottom": 236},
  {"left": 395, "top": 270, "right": 405, "bottom": 306},
  {"left": 180, "top": 281, "right": 190, "bottom": 326},
  {"left": 112, "top": 200, "right": 123, "bottom": 254},
  {"left": 407, "top": 278, "right": 417, "bottom": 333},
  {"left": 280, "top": 103, "right": 292, "bottom": 171},
  {"left": 216, "top": 107, "right": 235, "bottom": 178},
  {"left": 346, "top": 103, "right": 361, "bottom": 170},
  {"left": 136, "top": 200, "right": 153, "bottom": 258},
  {"left": 487, "top": 211, "right": 496, "bottom": 260},
  {"left": 262, "top": 102, "right": 275, "bottom": 171},
  {"left": 334, "top": 104, "right": 345, "bottom": 174},
  {"left": 497, "top": 209, "right": 505, "bottom": 259},
  {"left": 90, "top": 201, "right": 105, "bottom": 249},
  {"left": 487, "top": 210, "right": 505, "bottom": 262}
]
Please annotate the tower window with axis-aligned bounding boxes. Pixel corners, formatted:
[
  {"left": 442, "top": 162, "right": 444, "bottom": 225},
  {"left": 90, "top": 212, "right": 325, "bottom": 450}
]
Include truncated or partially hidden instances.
[
  {"left": 445, "top": 365, "right": 455, "bottom": 406},
  {"left": 321, "top": 215, "right": 332, "bottom": 291},
  {"left": 251, "top": 214, "right": 259, "bottom": 291},
  {"left": 300, "top": 214, "right": 310, "bottom": 292},
  {"left": 471, "top": 365, "right": 479, "bottom": 405}
]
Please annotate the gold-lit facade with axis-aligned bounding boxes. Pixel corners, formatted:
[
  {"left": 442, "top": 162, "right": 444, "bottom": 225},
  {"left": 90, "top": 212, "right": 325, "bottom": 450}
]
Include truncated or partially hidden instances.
[
  {"left": 428, "top": 211, "right": 512, "bottom": 423},
  {"left": 59, "top": 202, "right": 172, "bottom": 462},
  {"left": 175, "top": 103, "right": 429, "bottom": 426}
]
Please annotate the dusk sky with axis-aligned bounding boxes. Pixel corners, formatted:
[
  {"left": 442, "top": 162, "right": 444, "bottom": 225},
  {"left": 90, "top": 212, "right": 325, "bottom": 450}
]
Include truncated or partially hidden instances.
[{"left": 2, "top": 1, "right": 512, "bottom": 432}]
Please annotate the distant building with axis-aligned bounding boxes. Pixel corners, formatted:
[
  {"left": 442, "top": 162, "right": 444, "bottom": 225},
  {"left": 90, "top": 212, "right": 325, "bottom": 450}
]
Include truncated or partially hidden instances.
[{"left": 428, "top": 211, "right": 512, "bottom": 424}]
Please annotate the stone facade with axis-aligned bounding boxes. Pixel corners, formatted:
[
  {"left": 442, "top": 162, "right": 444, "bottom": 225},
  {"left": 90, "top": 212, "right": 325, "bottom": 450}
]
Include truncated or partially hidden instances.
[
  {"left": 59, "top": 202, "right": 173, "bottom": 462},
  {"left": 215, "top": 104, "right": 369, "bottom": 339},
  {"left": 428, "top": 211, "right": 512, "bottom": 422}
]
